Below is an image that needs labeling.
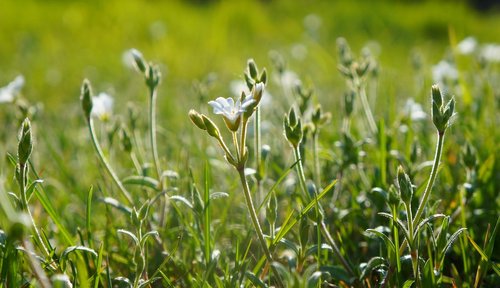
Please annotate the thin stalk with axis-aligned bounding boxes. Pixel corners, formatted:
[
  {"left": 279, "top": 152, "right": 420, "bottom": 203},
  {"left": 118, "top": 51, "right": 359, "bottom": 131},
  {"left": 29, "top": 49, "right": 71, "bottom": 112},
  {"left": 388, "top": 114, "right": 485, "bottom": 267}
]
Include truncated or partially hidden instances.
[
  {"left": 148, "top": 85, "right": 162, "bottom": 181},
  {"left": 254, "top": 108, "right": 262, "bottom": 175},
  {"left": 392, "top": 205, "right": 401, "bottom": 274},
  {"left": 312, "top": 131, "right": 321, "bottom": 190},
  {"left": 357, "top": 84, "right": 378, "bottom": 135},
  {"left": 254, "top": 108, "right": 264, "bottom": 213},
  {"left": 239, "top": 117, "right": 249, "bottom": 162},
  {"left": 292, "top": 147, "right": 308, "bottom": 199},
  {"left": 88, "top": 118, "right": 133, "bottom": 205},
  {"left": 237, "top": 168, "right": 284, "bottom": 287},
  {"left": 320, "top": 221, "right": 355, "bottom": 276},
  {"left": 232, "top": 132, "right": 241, "bottom": 162},
  {"left": 412, "top": 132, "right": 444, "bottom": 228},
  {"left": 293, "top": 146, "right": 354, "bottom": 276},
  {"left": 19, "top": 164, "right": 50, "bottom": 259}
]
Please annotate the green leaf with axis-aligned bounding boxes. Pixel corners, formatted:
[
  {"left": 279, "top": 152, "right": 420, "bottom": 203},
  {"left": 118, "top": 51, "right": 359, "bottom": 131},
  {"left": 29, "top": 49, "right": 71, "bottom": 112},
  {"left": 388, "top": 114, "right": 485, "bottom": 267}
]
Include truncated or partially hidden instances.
[
  {"left": 365, "top": 227, "right": 396, "bottom": 254},
  {"left": 245, "top": 271, "right": 267, "bottom": 288},
  {"left": 414, "top": 213, "right": 446, "bottom": 235},
  {"left": 307, "top": 271, "right": 331, "bottom": 288},
  {"left": 209, "top": 192, "right": 229, "bottom": 200},
  {"left": 402, "top": 279, "right": 414, "bottom": 288},
  {"left": 378, "top": 212, "right": 410, "bottom": 242},
  {"left": 360, "top": 256, "right": 387, "bottom": 280},
  {"left": 170, "top": 195, "right": 193, "bottom": 209},
  {"left": 61, "top": 246, "right": 98, "bottom": 271},
  {"left": 272, "top": 180, "right": 336, "bottom": 246},
  {"left": 122, "top": 176, "right": 159, "bottom": 190},
  {"left": 477, "top": 154, "right": 495, "bottom": 183},
  {"left": 101, "top": 197, "right": 132, "bottom": 214},
  {"left": 305, "top": 243, "right": 333, "bottom": 258},
  {"left": 117, "top": 229, "right": 139, "bottom": 245},
  {"left": 440, "top": 228, "right": 467, "bottom": 260}
]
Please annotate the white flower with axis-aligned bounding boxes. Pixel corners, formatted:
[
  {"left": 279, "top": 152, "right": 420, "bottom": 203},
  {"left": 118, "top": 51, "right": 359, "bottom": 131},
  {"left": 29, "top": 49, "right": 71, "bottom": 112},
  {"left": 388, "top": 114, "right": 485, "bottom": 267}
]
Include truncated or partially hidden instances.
[
  {"left": 432, "top": 60, "right": 458, "bottom": 84},
  {"left": 481, "top": 44, "right": 500, "bottom": 63},
  {"left": 208, "top": 96, "right": 254, "bottom": 131},
  {"left": 404, "top": 98, "right": 427, "bottom": 121},
  {"left": 457, "top": 37, "right": 478, "bottom": 55},
  {"left": 230, "top": 80, "right": 271, "bottom": 107},
  {"left": 0, "top": 75, "right": 25, "bottom": 103},
  {"left": 91, "top": 92, "right": 113, "bottom": 121}
]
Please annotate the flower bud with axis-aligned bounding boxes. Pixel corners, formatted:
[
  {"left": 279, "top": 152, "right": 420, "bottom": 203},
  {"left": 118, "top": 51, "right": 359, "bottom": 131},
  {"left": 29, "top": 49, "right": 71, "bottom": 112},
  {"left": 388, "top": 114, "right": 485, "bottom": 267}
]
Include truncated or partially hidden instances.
[
  {"left": 247, "top": 59, "right": 258, "bottom": 80},
  {"left": 189, "top": 110, "right": 207, "bottom": 131},
  {"left": 130, "top": 48, "right": 148, "bottom": 74},
  {"left": 80, "top": 79, "right": 93, "bottom": 121},
  {"left": 202, "top": 115, "right": 220, "bottom": 139},
  {"left": 387, "top": 185, "right": 400, "bottom": 206},
  {"left": 266, "top": 192, "right": 278, "bottom": 226},
  {"left": 431, "top": 84, "right": 443, "bottom": 108},
  {"left": 120, "top": 128, "right": 133, "bottom": 153},
  {"left": 284, "top": 108, "right": 303, "bottom": 148},
  {"left": 461, "top": 142, "right": 477, "bottom": 169},
  {"left": 344, "top": 90, "right": 355, "bottom": 116},
  {"left": 259, "top": 68, "right": 267, "bottom": 85},
  {"left": 252, "top": 82, "right": 265, "bottom": 104},
  {"left": 18, "top": 118, "right": 33, "bottom": 165},
  {"left": 17, "top": 118, "right": 33, "bottom": 164},
  {"left": 397, "top": 165, "right": 413, "bottom": 204},
  {"left": 146, "top": 65, "right": 161, "bottom": 89},
  {"left": 442, "top": 98, "right": 455, "bottom": 122}
]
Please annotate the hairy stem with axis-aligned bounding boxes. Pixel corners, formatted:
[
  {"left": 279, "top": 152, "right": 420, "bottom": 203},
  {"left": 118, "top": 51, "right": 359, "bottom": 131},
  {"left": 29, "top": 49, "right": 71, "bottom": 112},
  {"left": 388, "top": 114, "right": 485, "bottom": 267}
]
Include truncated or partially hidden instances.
[
  {"left": 357, "top": 84, "right": 378, "bottom": 135},
  {"left": 88, "top": 118, "right": 133, "bottom": 205},
  {"left": 412, "top": 131, "right": 445, "bottom": 228},
  {"left": 237, "top": 168, "right": 284, "bottom": 287},
  {"left": 148, "top": 85, "right": 162, "bottom": 181}
]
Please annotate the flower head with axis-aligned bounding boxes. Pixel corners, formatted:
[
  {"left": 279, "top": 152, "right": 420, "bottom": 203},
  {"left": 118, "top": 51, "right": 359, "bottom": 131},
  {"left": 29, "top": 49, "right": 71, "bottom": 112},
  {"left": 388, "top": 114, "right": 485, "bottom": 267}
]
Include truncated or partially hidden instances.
[
  {"left": 91, "top": 92, "right": 114, "bottom": 121},
  {"left": 208, "top": 96, "right": 254, "bottom": 131},
  {"left": 0, "top": 75, "right": 25, "bottom": 103},
  {"left": 457, "top": 37, "right": 478, "bottom": 55},
  {"left": 432, "top": 60, "right": 458, "bottom": 85}
]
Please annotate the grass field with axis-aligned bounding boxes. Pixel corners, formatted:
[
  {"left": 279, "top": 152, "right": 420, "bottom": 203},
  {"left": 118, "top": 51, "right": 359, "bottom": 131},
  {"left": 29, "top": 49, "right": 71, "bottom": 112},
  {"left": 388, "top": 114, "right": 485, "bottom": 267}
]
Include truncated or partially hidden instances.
[{"left": 0, "top": 0, "right": 499, "bottom": 287}]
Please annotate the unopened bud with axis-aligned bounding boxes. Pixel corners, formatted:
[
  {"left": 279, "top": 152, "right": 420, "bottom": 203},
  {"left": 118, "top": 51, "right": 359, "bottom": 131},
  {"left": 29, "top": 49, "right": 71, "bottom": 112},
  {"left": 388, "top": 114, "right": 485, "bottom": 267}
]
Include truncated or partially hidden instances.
[
  {"left": 80, "top": 79, "right": 93, "bottom": 121},
  {"left": 189, "top": 110, "right": 207, "bottom": 130},
  {"left": 18, "top": 118, "right": 33, "bottom": 165},
  {"left": 202, "top": 115, "right": 220, "bottom": 138},
  {"left": 431, "top": 84, "right": 443, "bottom": 108},
  {"left": 397, "top": 165, "right": 413, "bottom": 204},
  {"left": 130, "top": 49, "right": 147, "bottom": 74},
  {"left": 259, "top": 69, "right": 267, "bottom": 84},
  {"left": 247, "top": 59, "right": 258, "bottom": 80}
]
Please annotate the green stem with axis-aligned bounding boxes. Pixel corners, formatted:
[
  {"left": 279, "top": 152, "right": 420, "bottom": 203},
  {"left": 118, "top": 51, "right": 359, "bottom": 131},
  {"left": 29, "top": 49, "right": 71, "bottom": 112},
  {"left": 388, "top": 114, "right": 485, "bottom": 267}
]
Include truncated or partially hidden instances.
[
  {"left": 392, "top": 205, "right": 401, "bottom": 274},
  {"left": 19, "top": 164, "right": 51, "bottom": 259},
  {"left": 320, "top": 221, "right": 355, "bottom": 277},
  {"left": 88, "top": 118, "right": 133, "bottom": 205},
  {"left": 293, "top": 147, "right": 308, "bottom": 200},
  {"left": 237, "top": 168, "right": 284, "bottom": 287},
  {"left": 312, "top": 131, "right": 321, "bottom": 190},
  {"left": 148, "top": 85, "right": 162, "bottom": 181},
  {"left": 412, "top": 131, "right": 445, "bottom": 228},
  {"left": 254, "top": 108, "right": 264, "bottom": 211},
  {"left": 357, "top": 83, "right": 378, "bottom": 135},
  {"left": 232, "top": 132, "right": 241, "bottom": 162}
]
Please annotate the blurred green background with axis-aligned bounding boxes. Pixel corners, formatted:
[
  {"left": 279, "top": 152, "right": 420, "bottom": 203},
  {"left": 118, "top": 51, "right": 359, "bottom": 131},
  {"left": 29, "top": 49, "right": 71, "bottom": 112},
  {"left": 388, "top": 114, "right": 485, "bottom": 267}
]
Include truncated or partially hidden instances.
[{"left": 1, "top": 0, "right": 499, "bottom": 114}]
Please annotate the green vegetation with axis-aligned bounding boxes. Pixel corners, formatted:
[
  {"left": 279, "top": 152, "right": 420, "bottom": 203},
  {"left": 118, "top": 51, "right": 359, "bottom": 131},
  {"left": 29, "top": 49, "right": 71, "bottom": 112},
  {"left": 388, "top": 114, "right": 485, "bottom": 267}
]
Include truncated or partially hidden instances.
[{"left": 1, "top": 0, "right": 499, "bottom": 287}]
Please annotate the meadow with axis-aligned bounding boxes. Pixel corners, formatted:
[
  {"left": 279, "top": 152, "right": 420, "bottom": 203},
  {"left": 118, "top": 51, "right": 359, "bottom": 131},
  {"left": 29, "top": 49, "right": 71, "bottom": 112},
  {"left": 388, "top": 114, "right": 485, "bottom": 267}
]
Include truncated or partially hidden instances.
[{"left": 0, "top": 0, "right": 499, "bottom": 287}]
